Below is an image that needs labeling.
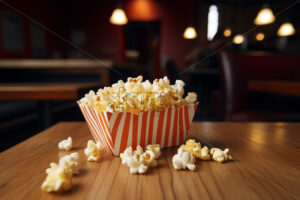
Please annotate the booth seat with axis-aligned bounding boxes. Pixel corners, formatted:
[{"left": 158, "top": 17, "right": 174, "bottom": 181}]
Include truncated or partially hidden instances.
[{"left": 212, "top": 51, "right": 300, "bottom": 122}]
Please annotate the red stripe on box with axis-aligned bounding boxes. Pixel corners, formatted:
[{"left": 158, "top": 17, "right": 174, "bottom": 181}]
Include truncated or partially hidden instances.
[
  {"left": 147, "top": 111, "right": 155, "bottom": 145},
  {"left": 90, "top": 108, "right": 110, "bottom": 151},
  {"left": 140, "top": 111, "right": 148, "bottom": 148},
  {"left": 119, "top": 113, "right": 131, "bottom": 154},
  {"left": 179, "top": 107, "right": 184, "bottom": 144},
  {"left": 156, "top": 110, "right": 165, "bottom": 144},
  {"left": 172, "top": 108, "right": 179, "bottom": 146},
  {"left": 106, "top": 112, "right": 112, "bottom": 121},
  {"left": 164, "top": 108, "right": 172, "bottom": 148},
  {"left": 79, "top": 105, "right": 98, "bottom": 141},
  {"left": 111, "top": 113, "right": 123, "bottom": 143},
  {"left": 99, "top": 112, "right": 113, "bottom": 151},
  {"left": 82, "top": 106, "right": 104, "bottom": 146},
  {"left": 132, "top": 114, "right": 139, "bottom": 149}
]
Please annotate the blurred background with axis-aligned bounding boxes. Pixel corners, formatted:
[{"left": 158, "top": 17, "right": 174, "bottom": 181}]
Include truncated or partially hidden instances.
[{"left": 0, "top": 0, "right": 299, "bottom": 151}]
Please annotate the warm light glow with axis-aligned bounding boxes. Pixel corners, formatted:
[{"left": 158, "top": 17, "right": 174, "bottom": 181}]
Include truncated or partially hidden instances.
[
  {"left": 254, "top": 8, "right": 275, "bottom": 25},
  {"left": 277, "top": 23, "right": 295, "bottom": 36},
  {"left": 207, "top": 5, "right": 219, "bottom": 41},
  {"left": 233, "top": 34, "right": 244, "bottom": 44},
  {"left": 223, "top": 28, "right": 232, "bottom": 37},
  {"left": 110, "top": 8, "right": 128, "bottom": 25},
  {"left": 256, "top": 32, "right": 265, "bottom": 41},
  {"left": 183, "top": 26, "right": 197, "bottom": 39}
]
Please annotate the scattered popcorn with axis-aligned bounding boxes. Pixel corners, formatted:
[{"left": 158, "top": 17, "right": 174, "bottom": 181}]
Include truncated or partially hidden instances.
[
  {"left": 120, "top": 146, "right": 133, "bottom": 165},
  {"left": 181, "top": 139, "right": 202, "bottom": 159},
  {"left": 146, "top": 144, "right": 161, "bottom": 159},
  {"left": 172, "top": 147, "right": 196, "bottom": 171},
  {"left": 143, "top": 150, "right": 158, "bottom": 167},
  {"left": 58, "top": 136, "right": 72, "bottom": 151},
  {"left": 80, "top": 76, "right": 197, "bottom": 114},
  {"left": 59, "top": 153, "right": 80, "bottom": 175},
  {"left": 200, "top": 146, "right": 211, "bottom": 160},
  {"left": 84, "top": 140, "right": 105, "bottom": 162},
  {"left": 127, "top": 153, "right": 148, "bottom": 174},
  {"left": 210, "top": 148, "right": 233, "bottom": 163},
  {"left": 120, "top": 144, "right": 161, "bottom": 174},
  {"left": 41, "top": 163, "right": 72, "bottom": 192}
]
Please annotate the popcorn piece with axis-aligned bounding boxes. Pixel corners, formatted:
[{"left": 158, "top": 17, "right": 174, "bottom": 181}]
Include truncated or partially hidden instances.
[
  {"left": 58, "top": 137, "right": 72, "bottom": 151},
  {"left": 41, "top": 163, "right": 72, "bottom": 192},
  {"left": 185, "top": 92, "right": 197, "bottom": 104},
  {"left": 84, "top": 140, "right": 105, "bottom": 162},
  {"left": 79, "top": 76, "right": 197, "bottom": 114},
  {"left": 172, "top": 147, "right": 196, "bottom": 171},
  {"left": 200, "top": 146, "right": 211, "bottom": 160},
  {"left": 120, "top": 145, "right": 161, "bottom": 174},
  {"left": 59, "top": 153, "right": 80, "bottom": 175},
  {"left": 120, "top": 146, "right": 133, "bottom": 165},
  {"left": 127, "top": 153, "right": 148, "bottom": 174},
  {"left": 181, "top": 139, "right": 202, "bottom": 159},
  {"left": 143, "top": 150, "right": 157, "bottom": 167},
  {"left": 210, "top": 148, "right": 233, "bottom": 163},
  {"left": 146, "top": 144, "right": 161, "bottom": 159}
]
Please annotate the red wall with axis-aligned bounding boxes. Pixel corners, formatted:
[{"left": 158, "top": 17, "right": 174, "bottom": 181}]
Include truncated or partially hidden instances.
[{"left": 0, "top": 0, "right": 64, "bottom": 58}]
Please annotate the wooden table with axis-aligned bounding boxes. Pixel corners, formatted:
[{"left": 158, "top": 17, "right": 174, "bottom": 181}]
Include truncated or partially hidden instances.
[
  {"left": 0, "top": 83, "right": 101, "bottom": 128},
  {"left": 1, "top": 122, "right": 299, "bottom": 200},
  {"left": 248, "top": 80, "right": 300, "bottom": 96}
]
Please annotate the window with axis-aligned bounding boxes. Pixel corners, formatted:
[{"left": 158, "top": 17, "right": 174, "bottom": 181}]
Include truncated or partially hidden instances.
[{"left": 207, "top": 5, "right": 219, "bottom": 41}]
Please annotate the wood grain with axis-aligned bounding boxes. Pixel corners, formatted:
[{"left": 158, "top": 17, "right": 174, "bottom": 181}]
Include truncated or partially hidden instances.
[
  {"left": 0, "top": 122, "right": 299, "bottom": 200},
  {"left": 248, "top": 80, "right": 300, "bottom": 96},
  {"left": 0, "top": 83, "right": 101, "bottom": 100}
]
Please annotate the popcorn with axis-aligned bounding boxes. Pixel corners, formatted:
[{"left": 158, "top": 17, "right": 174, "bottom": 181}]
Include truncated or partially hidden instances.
[
  {"left": 58, "top": 137, "right": 72, "bottom": 151},
  {"left": 172, "top": 147, "right": 196, "bottom": 171},
  {"left": 41, "top": 163, "right": 72, "bottom": 192},
  {"left": 146, "top": 144, "right": 161, "bottom": 159},
  {"left": 127, "top": 154, "right": 148, "bottom": 174},
  {"left": 200, "top": 146, "right": 211, "bottom": 160},
  {"left": 210, "top": 148, "right": 233, "bottom": 163},
  {"left": 79, "top": 76, "right": 197, "bottom": 114},
  {"left": 181, "top": 139, "right": 211, "bottom": 160},
  {"left": 84, "top": 140, "right": 105, "bottom": 162},
  {"left": 59, "top": 153, "right": 80, "bottom": 175},
  {"left": 181, "top": 139, "right": 202, "bottom": 159},
  {"left": 120, "top": 144, "right": 161, "bottom": 174}
]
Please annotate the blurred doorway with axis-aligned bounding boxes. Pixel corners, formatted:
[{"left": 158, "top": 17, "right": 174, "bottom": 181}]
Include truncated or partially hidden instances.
[{"left": 124, "top": 21, "right": 161, "bottom": 80}]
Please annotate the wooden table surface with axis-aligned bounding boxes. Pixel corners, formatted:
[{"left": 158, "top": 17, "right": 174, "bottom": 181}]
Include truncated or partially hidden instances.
[
  {"left": 248, "top": 80, "right": 300, "bottom": 96},
  {"left": 0, "top": 122, "right": 299, "bottom": 200},
  {"left": 0, "top": 82, "right": 101, "bottom": 100}
]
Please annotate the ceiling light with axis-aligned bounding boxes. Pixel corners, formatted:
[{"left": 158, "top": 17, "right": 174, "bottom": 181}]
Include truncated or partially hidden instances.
[
  {"left": 223, "top": 28, "right": 232, "bottom": 37},
  {"left": 183, "top": 26, "right": 197, "bottom": 39},
  {"left": 110, "top": 8, "right": 128, "bottom": 25},
  {"left": 233, "top": 34, "right": 244, "bottom": 44},
  {"left": 277, "top": 23, "right": 295, "bottom": 36},
  {"left": 254, "top": 6, "right": 275, "bottom": 25},
  {"left": 256, "top": 32, "right": 265, "bottom": 41}
]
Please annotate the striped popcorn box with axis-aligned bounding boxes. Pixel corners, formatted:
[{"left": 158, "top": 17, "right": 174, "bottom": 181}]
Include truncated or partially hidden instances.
[{"left": 78, "top": 102, "right": 198, "bottom": 156}]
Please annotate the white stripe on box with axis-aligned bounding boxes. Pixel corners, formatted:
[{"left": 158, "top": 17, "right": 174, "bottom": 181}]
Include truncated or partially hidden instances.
[
  {"left": 152, "top": 111, "right": 159, "bottom": 144},
  {"left": 161, "top": 108, "right": 168, "bottom": 147},
  {"left": 127, "top": 114, "right": 133, "bottom": 147},
  {"left": 109, "top": 112, "right": 118, "bottom": 130},
  {"left": 168, "top": 108, "right": 175, "bottom": 146},
  {"left": 188, "top": 104, "right": 195, "bottom": 124},
  {"left": 145, "top": 111, "right": 151, "bottom": 145},
  {"left": 113, "top": 112, "right": 126, "bottom": 154},
  {"left": 137, "top": 112, "right": 143, "bottom": 145}
]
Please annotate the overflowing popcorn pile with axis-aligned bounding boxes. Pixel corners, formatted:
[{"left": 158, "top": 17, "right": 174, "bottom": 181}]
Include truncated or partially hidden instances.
[
  {"left": 80, "top": 76, "right": 197, "bottom": 114},
  {"left": 172, "top": 139, "right": 233, "bottom": 171}
]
